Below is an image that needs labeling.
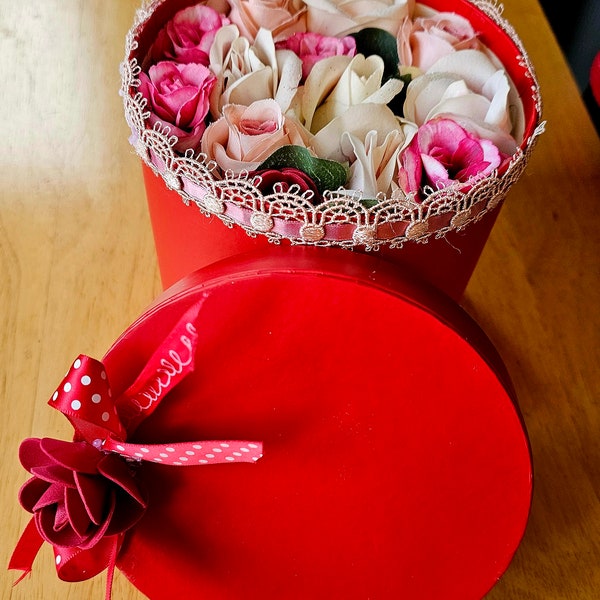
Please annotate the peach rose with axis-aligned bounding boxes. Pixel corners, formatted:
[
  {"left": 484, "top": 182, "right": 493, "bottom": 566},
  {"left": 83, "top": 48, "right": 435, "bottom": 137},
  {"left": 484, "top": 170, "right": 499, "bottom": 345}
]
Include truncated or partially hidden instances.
[
  {"left": 200, "top": 99, "right": 312, "bottom": 173},
  {"left": 398, "top": 11, "right": 480, "bottom": 72},
  {"left": 226, "top": 0, "right": 307, "bottom": 42},
  {"left": 304, "top": 0, "right": 412, "bottom": 37}
]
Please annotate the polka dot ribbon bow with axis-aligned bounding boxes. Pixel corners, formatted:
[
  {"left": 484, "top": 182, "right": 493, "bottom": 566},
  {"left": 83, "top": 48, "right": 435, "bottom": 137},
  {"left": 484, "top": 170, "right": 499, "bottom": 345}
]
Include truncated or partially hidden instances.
[{"left": 9, "top": 301, "right": 263, "bottom": 599}]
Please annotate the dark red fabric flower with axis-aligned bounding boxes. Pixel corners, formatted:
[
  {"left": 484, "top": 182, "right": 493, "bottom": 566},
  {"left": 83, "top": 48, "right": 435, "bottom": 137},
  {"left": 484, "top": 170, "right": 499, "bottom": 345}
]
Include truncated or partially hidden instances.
[
  {"left": 249, "top": 167, "right": 322, "bottom": 204},
  {"left": 18, "top": 438, "right": 147, "bottom": 550}
]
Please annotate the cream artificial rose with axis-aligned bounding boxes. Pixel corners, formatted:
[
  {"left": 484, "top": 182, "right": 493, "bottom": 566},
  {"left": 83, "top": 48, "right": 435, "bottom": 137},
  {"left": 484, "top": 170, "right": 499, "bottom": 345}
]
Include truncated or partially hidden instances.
[
  {"left": 297, "top": 53, "right": 404, "bottom": 133},
  {"left": 310, "top": 102, "right": 406, "bottom": 163},
  {"left": 341, "top": 122, "right": 417, "bottom": 197},
  {"left": 403, "top": 49, "right": 524, "bottom": 154},
  {"left": 304, "top": 0, "right": 412, "bottom": 37},
  {"left": 209, "top": 25, "right": 302, "bottom": 117},
  {"left": 200, "top": 99, "right": 312, "bottom": 173}
]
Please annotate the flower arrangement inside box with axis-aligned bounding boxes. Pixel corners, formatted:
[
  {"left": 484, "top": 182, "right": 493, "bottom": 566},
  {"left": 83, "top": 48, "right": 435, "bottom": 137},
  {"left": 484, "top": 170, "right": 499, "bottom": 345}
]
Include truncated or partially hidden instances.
[{"left": 122, "top": 0, "right": 543, "bottom": 258}]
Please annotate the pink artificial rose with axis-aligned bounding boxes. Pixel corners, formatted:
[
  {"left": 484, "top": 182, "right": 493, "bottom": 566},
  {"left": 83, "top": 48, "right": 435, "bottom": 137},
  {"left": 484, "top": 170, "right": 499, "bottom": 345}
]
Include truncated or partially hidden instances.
[
  {"left": 18, "top": 437, "right": 146, "bottom": 550},
  {"left": 276, "top": 32, "right": 356, "bottom": 80},
  {"left": 201, "top": 98, "right": 312, "bottom": 173},
  {"left": 146, "top": 4, "right": 230, "bottom": 66},
  {"left": 139, "top": 61, "right": 217, "bottom": 152},
  {"left": 398, "top": 117, "right": 503, "bottom": 198},
  {"left": 398, "top": 12, "right": 480, "bottom": 72},
  {"left": 249, "top": 167, "right": 321, "bottom": 202},
  {"left": 227, "top": 0, "right": 307, "bottom": 42}
]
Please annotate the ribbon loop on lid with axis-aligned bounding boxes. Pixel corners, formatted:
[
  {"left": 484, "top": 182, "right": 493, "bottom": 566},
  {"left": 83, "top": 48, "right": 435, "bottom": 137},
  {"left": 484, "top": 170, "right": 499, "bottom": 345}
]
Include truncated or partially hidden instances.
[
  {"left": 52, "top": 354, "right": 127, "bottom": 444},
  {"left": 9, "top": 299, "right": 263, "bottom": 599}
]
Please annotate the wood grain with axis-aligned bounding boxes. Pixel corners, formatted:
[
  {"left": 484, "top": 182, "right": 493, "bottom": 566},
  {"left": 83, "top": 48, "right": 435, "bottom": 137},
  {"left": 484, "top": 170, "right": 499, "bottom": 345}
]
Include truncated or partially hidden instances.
[{"left": 1, "top": 0, "right": 598, "bottom": 598}]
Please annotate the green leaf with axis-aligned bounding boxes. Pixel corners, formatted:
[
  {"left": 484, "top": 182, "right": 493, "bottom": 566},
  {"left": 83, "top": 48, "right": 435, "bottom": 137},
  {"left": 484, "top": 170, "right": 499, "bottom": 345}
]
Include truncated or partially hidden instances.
[
  {"left": 350, "top": 27, "right": 400, "bottom": 82},
  {"left": 360, "top": 198, "right": 380, "bottom": 208},
  {"left": 398, "top": 72, "right": 413, "bottom": 88},
  {"left": 257, "top": 146, "right": 348, "bottom": 194}
]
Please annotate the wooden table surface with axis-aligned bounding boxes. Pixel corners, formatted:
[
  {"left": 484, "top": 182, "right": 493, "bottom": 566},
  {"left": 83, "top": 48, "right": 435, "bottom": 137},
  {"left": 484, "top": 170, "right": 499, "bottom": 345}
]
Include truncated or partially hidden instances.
[{"left": 1, "top": 0, "right": 599, "bottom": 598}]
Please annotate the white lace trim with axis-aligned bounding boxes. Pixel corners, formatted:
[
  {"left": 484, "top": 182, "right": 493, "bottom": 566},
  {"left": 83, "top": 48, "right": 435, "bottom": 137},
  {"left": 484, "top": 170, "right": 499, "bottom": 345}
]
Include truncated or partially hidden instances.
[{"left": 120, "top": 0, "right": 544, "bottom": 250}]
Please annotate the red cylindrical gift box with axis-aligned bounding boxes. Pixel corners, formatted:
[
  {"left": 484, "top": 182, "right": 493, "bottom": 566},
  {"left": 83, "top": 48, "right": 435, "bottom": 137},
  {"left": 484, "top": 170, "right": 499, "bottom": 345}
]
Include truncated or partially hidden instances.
[
  {"left": 122, "top": 0, "right": 543, "bottom": 299},
  {"left": 10, "top": 3, "right": 542, "bottom": 598},
  {"left": 112, "top": 1, "right": 541, "bottom": 596}
]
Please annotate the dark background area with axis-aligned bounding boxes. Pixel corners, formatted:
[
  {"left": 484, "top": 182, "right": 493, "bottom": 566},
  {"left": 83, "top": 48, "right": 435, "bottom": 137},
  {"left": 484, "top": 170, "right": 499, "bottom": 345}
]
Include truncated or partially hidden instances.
[{"left": 539, "top": 0, "right": 600, "bottom": 131}]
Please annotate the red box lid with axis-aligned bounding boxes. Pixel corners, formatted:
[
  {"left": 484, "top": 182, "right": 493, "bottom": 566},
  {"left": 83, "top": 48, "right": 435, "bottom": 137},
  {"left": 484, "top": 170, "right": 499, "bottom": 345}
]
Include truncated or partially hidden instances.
[{"left": 100, "top": 246, "right": 531, "bottom": 599}]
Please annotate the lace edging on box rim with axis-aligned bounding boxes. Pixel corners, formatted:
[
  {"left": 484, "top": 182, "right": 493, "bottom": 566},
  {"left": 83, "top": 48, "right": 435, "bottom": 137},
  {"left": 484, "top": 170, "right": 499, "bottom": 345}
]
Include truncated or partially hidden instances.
[{"left": 120, "top": 0, "right": 544, "bottom": 250}]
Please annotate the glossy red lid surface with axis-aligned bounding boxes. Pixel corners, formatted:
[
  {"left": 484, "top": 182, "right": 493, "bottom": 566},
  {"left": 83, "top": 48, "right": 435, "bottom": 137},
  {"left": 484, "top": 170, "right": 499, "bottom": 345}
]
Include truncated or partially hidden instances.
[{"left": 104, "top": 247, "right": 531, "bottom": 599}]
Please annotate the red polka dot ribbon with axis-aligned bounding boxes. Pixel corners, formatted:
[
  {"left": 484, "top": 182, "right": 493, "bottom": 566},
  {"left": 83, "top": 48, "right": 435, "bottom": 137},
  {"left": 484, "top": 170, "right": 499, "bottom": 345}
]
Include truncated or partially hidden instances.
[
  {"left": 9, "top": 300, "right": 263, "bottom": 599},
  {"left": 54, "top": 354, "right": 262, "bottom": 467}
]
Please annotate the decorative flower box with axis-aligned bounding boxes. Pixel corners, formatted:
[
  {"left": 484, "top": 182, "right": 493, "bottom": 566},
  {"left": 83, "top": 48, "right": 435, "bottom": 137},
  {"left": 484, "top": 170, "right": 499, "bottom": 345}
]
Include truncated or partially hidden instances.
[
  {"left": 10, "top": 1, "right": 539, "bottom": 598},
  {"left": 121, "top": 0, "right": 543, "bottom": 298}
]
